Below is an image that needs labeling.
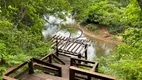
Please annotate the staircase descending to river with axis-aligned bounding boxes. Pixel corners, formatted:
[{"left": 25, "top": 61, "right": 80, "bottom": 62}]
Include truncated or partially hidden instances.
[{"left": 3, "top": 35, "right": 116, "bottom": 80}]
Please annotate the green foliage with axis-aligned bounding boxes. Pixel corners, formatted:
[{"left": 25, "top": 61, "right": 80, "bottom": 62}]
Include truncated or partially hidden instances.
[
  {"left": 81, "top": 0, "right": 142, "bottom": 34},
  {"left": 61, "top": 24, "right": 78, "bottom": 33},
  {"left": 68, "top": 0, "right": 94, "bottom": 22},
  {"left": 0, "top": 0, "right": 72, "bottom": 77},
  {"left": 98, "top": 28, "right": 142, "bottom": 80},
  {"left": 86, "top": 24, "right": 98, "bottom": 31},
  {"left": 0, "top": 67, "right": 6, "bottom": 77}
]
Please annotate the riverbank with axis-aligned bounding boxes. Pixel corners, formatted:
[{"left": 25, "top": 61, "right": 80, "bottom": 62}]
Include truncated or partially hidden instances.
[{"left": 76, "top": 24, "right": 123, "bottom": 45}]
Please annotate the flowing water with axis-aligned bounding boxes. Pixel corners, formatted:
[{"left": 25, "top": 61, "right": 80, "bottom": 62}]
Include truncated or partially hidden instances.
[{"left": 42, "top": 14, "right": 116, "bottom": 60}]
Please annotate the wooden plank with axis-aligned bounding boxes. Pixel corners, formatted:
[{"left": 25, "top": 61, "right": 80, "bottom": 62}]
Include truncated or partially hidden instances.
[
  {"left": 76, "top": 45, "right": 84, "bottom": 54},
  {"left": 51, "top": 36, "right": 63, "bottom": 47},
  {"left": 91, "top": 62, "right": 99, "bottom": 72},
  {"left": 68, "top": 43, "right": 77, "bottom": 52},
  {"left": 63, "top": 42, "right": 74, "bottom": 51},
  {"left": 34, "top": 65, "right": 58, "bottom": 74},
  {"left": 72, "top": 43, "right": 81, "bottom": 53},
  {"left": 52, "top": 36, "right": 67, "bottom": 48},
  {"left": 32, "top": 73, "right": 68, "bottom": 80},
  {"left": 33, "top": 58, "right": 61, "bottom": 70},
  {"left": 59, "top": 38, "right": 70, "bottom": 49},
  {"left": 2, "top": 76, "right": 17, "bottom": 80},
  {"left": 58, "top": 41, "right": 67, "bottom": 49},
  {"left": 70, "top": 43, "right": 78, "bottom": 53},
  {"left": 60, "top": 40, "right": 71, "bottom": 50},
  {"left": 40, "top": 53, "right": 52, "bottom": 60},
  {"left": 70, "top": 66, "right": 116, "bottom": 80},
  {"left": 14, "top": 69, "right": 28, "bottom": 79},
  {"left": 71, "top": 57, "right": 96, "bottom": 64},
  {"left": 73, "top": 63, "right": 93, "bottom": 68}
]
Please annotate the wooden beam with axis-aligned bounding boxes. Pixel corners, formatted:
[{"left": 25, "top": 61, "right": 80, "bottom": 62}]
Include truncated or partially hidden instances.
[
  {"left": 2, "top": 76, "right": 17, "bottom": 80},
  {"left": 70, "top": 66, "right": 116, "bottom": 80},
  {"left": 5, "top": 62, "right": 28, "bottom": 76},
  {"left": 28, "top": 59, "right": 34, "bottom": 74},
  {"left": 52, "top": 54, "right": 65, "bottom": 65},
  {"left": 91, "top": 62, "right": 99, "bottom": 72},
  {"left": 71, "top": 57, "right": 96, "bottom": 64},
  {"left": 33, "top": 58, "right": 61, "bottom": 70}
]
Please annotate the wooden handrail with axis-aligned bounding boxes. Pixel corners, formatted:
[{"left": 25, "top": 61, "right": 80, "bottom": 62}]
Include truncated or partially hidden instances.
[
  {"left": 5, "top": 62, "right": 28, "bottom": 76},
  {"left": 40, "top": 53, "right": 53, "bottom": 60},
  {"left": 71, "top": 57, "right": 96, "bottom": 64},
  {"left": 32, "top": 58, "right": 62, "bottom": 77},
  {"left": 40, "top": 52, "right": 65, "bottom": 65},
  {"left": 2, "top": 76, "right": 17, "bottom": 80},
  {"left": 33, "top": 58, "right": 61, "bottom": 70},
  {"left": 91, "top": 62, "right": 98, "bottom": 72},
  {"left": 70, "top": 66, "right": 116, "bottom": 80}
]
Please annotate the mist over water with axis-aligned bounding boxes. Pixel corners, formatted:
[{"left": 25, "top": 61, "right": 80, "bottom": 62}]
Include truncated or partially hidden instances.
[{"left": 42, "top": 14, "right": 116, "bottom": 60}]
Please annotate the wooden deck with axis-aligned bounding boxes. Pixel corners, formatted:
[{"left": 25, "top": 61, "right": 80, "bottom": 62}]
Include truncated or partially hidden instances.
[
  {"left": 20, "top": 73, "right": 68, "bottom": 80},
  {"left": 20, "top": 55, "right": 70, "bottom": 80},
  {"left": 3, "top": 35, "right": 116, "bottom": 80},
  {"left": 49, "top": 35, "right": 91, "bottom": 59}
]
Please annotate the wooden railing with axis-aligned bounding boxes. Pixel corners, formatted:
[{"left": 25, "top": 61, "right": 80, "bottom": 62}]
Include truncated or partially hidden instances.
[
  {"left": 69, "top": 66, "right": 116, "bottom": 80},
  {"left": 3, "top": 61, "right": 29, "bottom": 80},
  {"left": 3, "top": 57, "right": 63, "bottom": 80},
  {"left": 32, "top": 58, "right": 62, "bottom": 77},
  {"left": 70, "top": 57, "right": 99, "bottom": 80},
  {"left": 41, "top": 53, "right": 65, "bottom": 65},
  {"left": 50, "top": 35, "right": 90, "bottom": 60},
  {"left": 70, "top": 57, "right": 98, "bottom": 72}
]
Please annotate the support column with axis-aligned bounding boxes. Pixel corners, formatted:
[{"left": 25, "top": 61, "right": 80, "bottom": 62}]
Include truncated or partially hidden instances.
[
  {"left": 56, "top": 38, "right": 59, "bottom": 57},
  {"left": 28, "top": 59, "right": 34, "bottom": 74},
  {"left": 85, "top": 44, "right": 88, "bottom": 60}
]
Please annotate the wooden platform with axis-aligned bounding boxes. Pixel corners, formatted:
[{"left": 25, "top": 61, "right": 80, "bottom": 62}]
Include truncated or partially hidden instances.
[
  {"left": 49, "top": 35, "right": 91, "bottom": 59},
  {"left": 19, "top": 55, "right": 70, "bottom": 80},
  {"left": 21, "top": 73, "right": 68, "bottom": 80},
  {"left": 3, "top": 35, "right": 116, "bottom": 80}
]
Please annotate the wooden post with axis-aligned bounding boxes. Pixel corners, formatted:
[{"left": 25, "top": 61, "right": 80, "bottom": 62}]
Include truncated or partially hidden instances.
[
  {"left": 28, "top": 59, "right": 34, "bottom": 74},
  {"left": 78, "top": 54, "right": 81, "bottom": 64},
  {"left": 56, "top": 38, "right": 59, "bottom": 57},
  {"left": 87, "top": 76, "right": 91, "bottom": 80},
  {"left": 49, "top": 55, "right": 52, "bottom": 63},
  {"left": 78, "top": 53, "right": 81, "bottom": 59},
  {"left": 85, "top": 44, "right": 87, "bottom": 60},
  {"left": 69, "top": 68, "right": 75, "bottom": 80},
  {"left": 70, "top": 58, "right": 73, "bottom": 66},
  {"left": 58, "top": 68, "right": 62, "bottom": 77}
]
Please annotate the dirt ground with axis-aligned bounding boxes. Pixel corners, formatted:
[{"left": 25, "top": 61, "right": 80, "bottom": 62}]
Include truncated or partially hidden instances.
[{"left": 76, "top": 24, "right": 123, "bottom": 45}]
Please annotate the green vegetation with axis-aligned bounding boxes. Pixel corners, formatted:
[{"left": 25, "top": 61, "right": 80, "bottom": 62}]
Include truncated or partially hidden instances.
[
  {"left": 0, "top": 0, "right": 72, "bottom": 77},
  {"left": 70, "top": 0, "right": 142, "bottom": 79},
  {"left": 98, "top": 28, "right": 142, "bottom": 79},
  {"left": 0, "top": 0, "right": 142, "bottom": 80}
]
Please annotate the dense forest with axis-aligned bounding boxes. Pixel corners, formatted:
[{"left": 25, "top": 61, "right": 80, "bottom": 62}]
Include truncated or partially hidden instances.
[{"left": 0, "top": 0, "right": 142, "bottom": 80}]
